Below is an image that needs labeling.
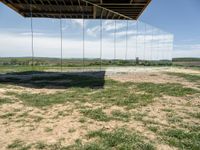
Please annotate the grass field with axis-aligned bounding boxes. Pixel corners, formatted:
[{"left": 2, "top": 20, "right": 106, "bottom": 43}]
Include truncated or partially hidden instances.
[
  {"left": 0, "top": 58, "right": 200, "bottom": 150},
  {"left": 0, "top": 57, "right": 173, "bottom": 73},
  {"left": 173, "top": 58, "right": 200, "bottom": 68}
]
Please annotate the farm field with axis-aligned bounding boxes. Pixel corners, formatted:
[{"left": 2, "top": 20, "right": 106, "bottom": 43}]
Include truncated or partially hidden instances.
[
  {"left": 173, "top": 58, "right": 200, "bottom": 68},
  {"left": 0, "top": 62, "right": 200, "bottom": 150}
]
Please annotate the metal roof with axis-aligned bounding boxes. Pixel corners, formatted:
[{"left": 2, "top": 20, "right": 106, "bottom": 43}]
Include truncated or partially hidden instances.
[{"left": 1, "top": 0, "right": 151, "bottom": 20}]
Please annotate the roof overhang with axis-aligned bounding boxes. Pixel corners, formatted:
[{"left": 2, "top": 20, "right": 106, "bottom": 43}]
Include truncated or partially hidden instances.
[{"left": 0, "top": 0, "right": 151, "bottom": 20}]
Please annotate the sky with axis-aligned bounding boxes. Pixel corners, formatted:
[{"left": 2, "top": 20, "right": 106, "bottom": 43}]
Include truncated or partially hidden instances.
[
  {"left": 140, "top": 0, "right": 200, "bottom": 58},
  {"left": 0, "top": 0, "right": 199, "bottom": 59}
]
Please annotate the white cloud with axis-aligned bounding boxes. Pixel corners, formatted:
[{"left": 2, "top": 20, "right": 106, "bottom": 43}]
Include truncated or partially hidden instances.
[
  {"left": 71, "top": 19, "right": 83, "bottom": 27},
  {"left": 0, "top": 19, "right": 176, "bottom": 60},
  {"left": 86, "top": 26, "right": 100, "bottom": 37},
  {"left": 69, "top": 19, "right": 88, "bottom": 28},
  {"left": 0, "top": 31, "right": 174, "bottom": 60},
  {"left": 174, "top": 44, "right": 200, "bottom": 51},
  {"left": 20, "top": 32, "right": 45, "bottom": 36},
  {"left": 173, "top": 44, "right": 200, "bottom": 58}
]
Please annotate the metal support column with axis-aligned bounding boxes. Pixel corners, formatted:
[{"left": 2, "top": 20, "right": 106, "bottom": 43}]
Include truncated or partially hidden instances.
[
  {"left": 82, "top": 3, "right": 85, "bottom": 71},
  {"left": 100, "top": 18, "right": 103, "bottom": 71},
  {"left": 60, "top": 18, "right": 63, "bottom": 72},
  {"left": 114, "top": 20, "right": 116, "bottom": 61},
  {"left": 151, "top": 25, "right": 153, "bottom": 61},
  {"left": 144, "top": 23, "right": 146, "bottom": 62},
  {"left": 136, "top": 21, "right": 138, "bottom": 62},
  {"left": 30, "top": 0, "right": 34, "bottom": 70},
  {"left": 125, "top": 20, "right": 128, "bottom": 60}
]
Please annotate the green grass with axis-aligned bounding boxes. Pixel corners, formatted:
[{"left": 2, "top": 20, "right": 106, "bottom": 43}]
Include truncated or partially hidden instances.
[
  {"left": 0, "top": 112, "right": 15, "bottom": 119},
  {"left": 0, "top": 110, "right": 43, "bottom": 124},
  {"left": 31, "top": 115, "right": 43, "bottom": 122},
  {"left": 68, "top": 128, "right": 76, "bottom": 133},
  {"left": 80, "top": 108, "right": 131, "bottom": 122},
  {"left": 161, "top": 129, "right": 200, "bottom": 150},
  {"left": 133, "top": 112, "right": 148, "bottom": 121},
  {"left": 0, "top": 83, "right": 5, "bottom": 88},
  {"left": 133, "top": 112, "right": 160, "bottom": 126},
  {"left": 148, "top": 125, "right": 159, "bottom": 133},
  {"left": 7, "top": 91, "right": 77, "bottom": 107},
  {"left": 83, "top": 128, "right": 155, "bottom": 150},
  {"left": 7, "top": 140, "right": 65, "bottom": 150},
  {"left": 34, "top": 142, "right": 46, "bottom": 149},
  {"left": 4, "top": 79, "right": 150, "bottom": 108},
  {"left": 161, "top": 108, "right": 174, "bottom": 112},
  {"left": 0, "top": 97, "right": 13, "bottom": 105},
  {"left": 111, "top": 110, "right": 130, "bottom": 122},
  {"left": 167, "top": 72, "right": 200, "bottom": 83},
  {"left": 79, "top": 117, "right": 87, "bottom": 123},
  {"left": 5, "top": 78, "right": 199, "bottom": 108},
  {"left": 44, "top": 127, "right": 53, "bottom": 132},
  {"left": 80, "top": 108, "right": 110, "bottom": 122},
  {"left": 67, "top": 128, "right": 155, "bottom": 150},
  {"left": 167, "top": 113, "right": 183, "bottom": 124},
  {"left": 180, "top": 124, "right": 200, "bottom": 132},
  {"left": 57, "top": 111, "right": 67, "bottom": 117},
  {"left": 166, "top": 112, "right": 184, "bottom": 124},
  {"left": 188, "top": 112, "right": 200, "bottom": 119},
  {"left": 7, "top": 140, "right": 31, "bottom": 150},
  {"left": 136, "top": 82, "right": 198, "bottom": 97},
  {"left": 8, "top": 126, "right": 199, "bottom": 150}
]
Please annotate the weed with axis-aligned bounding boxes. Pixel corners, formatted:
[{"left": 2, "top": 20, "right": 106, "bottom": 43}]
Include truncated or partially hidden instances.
[
  {"left": 161, "top": 108, "right": 174, "bottom": 112},
  {"left": 80, "top": 108, "right": 110, "bottom": 122},
  {"left": 0, "top": 83, "right": 5, "bottom": 88},
  {"left": 44, "top": 127, "right": 53, "bottom": 132},
  {"left": 18, "top": 112, "right": 29, "bottom": 118},
  {"left": 56, "top": 111, "right": 69, "bottom": 117},
  {"left": 0, "top": 97, "right": 12, "bottom": 105},
  {"left": 148, "top": 125, "right": 159, "bottom": 133},
  {"left": 161, "top": 129, "right": 200, "bottom": 149},
  {"left": 5, "top": 80, "right": 198, "bottom": 109},
  {"left": 7, "top": 140, "right": 31, "bottom": 150},
  {"left": 134, "top": 112, "right": 147, "bottom": 121},
  {"left": 66, "top": 128, "right": 155, "bottom": 150},
  {"left": 0, "top": 112, "right": 15, "bottom": 119},
  {"left": 13, "top": 108, "right": 21, "bottom": 112},
  {"left": 68, "top": 128, "right": 76, "bottom": 133},
  {"left": 188, "top": 112, "right": 200, "bottom": 119},
  {"left": 111, "top": 110, "right": 130, "bottom": 122},
  {"left": 142, "top": 119, "right": 160, "bottom": 126},
  {"left": 167, "top": 113, "right": 183, "bottom": 124},
  {"left": 34, "top": 142, "right": 46, "bottom": 149},
  {"left": 167, "top": 72, "right": 200, "bottom": 83},
  {"left": 137, "top": 82, "right": 198, "bottom": 97},
  {"left": 8, "top": 92, "right": 72, "bottom": 107},
  {"left": 85, "top": 128, "right": 155, "bottom": 150},
  {"left": 179, "top": 123, "right": 200, "bottom": 132},
  {"left": 79, "top": 117, "right": 87, "bottom": 123},
  {"left": 27, "top": 115, "right": 43, "bottom": 122},
  {"left": 34, "top": 140, "right": 64, "bottom": 149},
  {"left": 3, "top": 79, "right": 153, "bottom": 108}
]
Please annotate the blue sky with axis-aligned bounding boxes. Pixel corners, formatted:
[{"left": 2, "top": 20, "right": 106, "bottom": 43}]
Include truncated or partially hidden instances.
[
  {"left": 0, "top": 0, "right": 199, "bottom": 58},
  {"left": 140, "top": 0, "right": 200, "bottom": 57}
]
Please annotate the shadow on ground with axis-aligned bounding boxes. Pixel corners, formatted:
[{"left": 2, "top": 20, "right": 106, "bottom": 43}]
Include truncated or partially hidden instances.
[{"left": 0, "top": 71, "right": 105, "bottom": 89}]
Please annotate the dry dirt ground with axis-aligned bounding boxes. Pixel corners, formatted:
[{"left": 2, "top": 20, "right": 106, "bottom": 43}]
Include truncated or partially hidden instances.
[
  {"left": 0, "top": 67, "right": 199, "bottom": 150},
  {"left": 107, "top": 67, "right": 200, "bottom": 88}
]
